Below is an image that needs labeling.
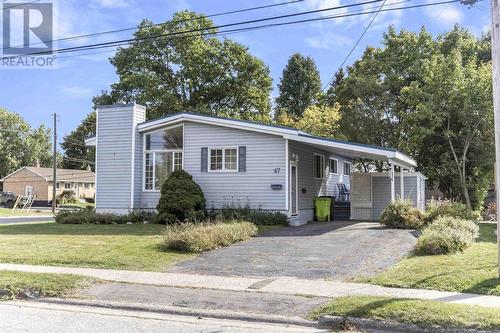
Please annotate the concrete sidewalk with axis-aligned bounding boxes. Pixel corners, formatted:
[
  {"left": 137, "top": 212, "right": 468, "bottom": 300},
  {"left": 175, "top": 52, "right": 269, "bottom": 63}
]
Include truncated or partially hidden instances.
[{"left": 2, "top": 263, "right": 500, "bottom": 308}]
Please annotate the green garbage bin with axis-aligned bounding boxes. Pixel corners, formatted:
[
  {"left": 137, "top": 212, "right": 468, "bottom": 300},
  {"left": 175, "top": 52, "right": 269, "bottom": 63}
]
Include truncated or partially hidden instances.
[{"left": 314, "top": 197, "right": 332, "bottom": 221}]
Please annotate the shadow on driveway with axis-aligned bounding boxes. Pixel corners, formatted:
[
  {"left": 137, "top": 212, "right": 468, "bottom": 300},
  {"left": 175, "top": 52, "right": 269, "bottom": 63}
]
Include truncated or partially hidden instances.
[{"left": 168, "top": 221, "right": 417, "bottom": 280}]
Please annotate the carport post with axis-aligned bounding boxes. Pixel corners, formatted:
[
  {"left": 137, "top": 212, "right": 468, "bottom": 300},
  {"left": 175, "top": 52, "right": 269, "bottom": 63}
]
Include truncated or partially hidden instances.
[
  {"left": 390, "top": 163, "right": 395, "bottom": 202},
  {"left": 400, "top": 167, "right": 404, "bottom": 200}
]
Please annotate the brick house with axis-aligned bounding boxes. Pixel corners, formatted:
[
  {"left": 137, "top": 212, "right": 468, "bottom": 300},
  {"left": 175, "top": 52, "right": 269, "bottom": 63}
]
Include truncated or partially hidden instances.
[{"left": 1, "top": 166, "right": 95, "bottom": 206}]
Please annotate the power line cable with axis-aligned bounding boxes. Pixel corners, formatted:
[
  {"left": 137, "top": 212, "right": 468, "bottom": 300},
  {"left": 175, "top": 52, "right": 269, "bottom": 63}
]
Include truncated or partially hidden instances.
[
  {"left": 3, "top": 0, "right": 304, "bottom": 50},
  {"left": 10, "top": 0, "right": 385, "bottom": 56},
  {"left": 52, "top": 0, "right": 460, "bottom": 57},
  {"left": 323, "top": 0, "right": 388, "bottom": 91}
]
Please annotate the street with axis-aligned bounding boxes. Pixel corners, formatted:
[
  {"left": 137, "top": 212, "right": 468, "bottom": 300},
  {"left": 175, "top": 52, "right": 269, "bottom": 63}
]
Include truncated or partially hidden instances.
[{"left": 0, "top": 301, "right": 328, "bottom": 333}]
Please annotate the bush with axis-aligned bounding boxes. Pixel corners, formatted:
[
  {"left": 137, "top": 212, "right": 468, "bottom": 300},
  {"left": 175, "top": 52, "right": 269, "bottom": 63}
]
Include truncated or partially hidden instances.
[
  {"left": 162, "top": 221, "right": 258, "bottom": 253},
  {"left": 55, "top": 209, "right": 154, "bottom": 224},
  {"left": 211, "top": 206, "right": 288, "bottom": 226},
  {"left": 415, "top": 216, "right": 479, "bottom": 256},
  {"left": 425, "top": 200, "right": 481, "bottom": 223},
  {"left": 157, "top": 170, "right": 206, "bottom": 222},
  {"left": 57, "top": 190, "right": 78, "bottom": 204},
  {"left": 379, "top": 200, "right": 425, "bottom": 230}
]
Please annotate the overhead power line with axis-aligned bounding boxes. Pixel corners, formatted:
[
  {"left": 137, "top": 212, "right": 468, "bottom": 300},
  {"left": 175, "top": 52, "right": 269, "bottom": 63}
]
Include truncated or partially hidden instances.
[
  {"left": 11, "top": 0, "right": 384, "bottom": 56},
  {"left": 47, "top": 0, "right": 459, "bottom": 59},
  {"left": 323, "top": 0, "right": 388, "bottom": 91},
  {"left": 3, "top": 0, "right": 304, "bottom": 50}
]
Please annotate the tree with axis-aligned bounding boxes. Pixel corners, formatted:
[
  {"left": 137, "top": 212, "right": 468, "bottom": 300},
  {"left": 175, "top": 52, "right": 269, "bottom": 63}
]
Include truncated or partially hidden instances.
[
  {"left": 0, "top": 108, "right": 52, "bottom": 178},
  {"left": 404, "top": 52, "right": 493, "bottom": 210},
  {"left": 276, "top": 53, "right": 322, "bottom": 118},
  {"left": 61, "top": 112, "right": 96, "bottom": 171},
  {"left": 93, "top": 11, "right": 273, "bottom": 122},
  {"left": 328, "top": 25, "right": 493, "bottom": 208},
  {"left": 296, "top": 104, "right": 341, "bottom": 138}
]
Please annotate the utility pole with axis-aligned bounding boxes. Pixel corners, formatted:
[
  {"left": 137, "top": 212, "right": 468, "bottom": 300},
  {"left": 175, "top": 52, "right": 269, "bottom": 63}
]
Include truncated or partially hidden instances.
[
  {"left": 52, "top": 113, "right": 57, "bottom": 214},
  {"left": 491, "top": 0, "right": 500, "bottom": 276}
]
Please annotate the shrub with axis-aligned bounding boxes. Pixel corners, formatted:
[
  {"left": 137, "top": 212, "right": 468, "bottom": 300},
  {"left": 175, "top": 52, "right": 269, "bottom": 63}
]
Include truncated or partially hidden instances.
[
  {"left": 210, "top": 206, "right": 288, "bottom": 226},
  {"left": 162, "top": 221, "right": 258, "bottom": 253},
  {"left": 55, "top": 209, "right": 154, "bottom": 224},
  {"left": 157, "top": 170, "right": 206, "bottom": 222},
  {"left": 424, "top": 200, "right": 481, "bottom": 223},
  {"left": 379, "top": 200, "right": 425, "bottom": 230},
  {"left": 57, "top": 190, "right": 78, "bottom": 204},
  {"left": 415, "top": 216, "right": 479, "bottom": 256}
]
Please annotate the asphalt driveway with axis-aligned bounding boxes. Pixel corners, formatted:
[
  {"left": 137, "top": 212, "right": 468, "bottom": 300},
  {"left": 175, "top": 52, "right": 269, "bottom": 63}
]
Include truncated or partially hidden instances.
[{"left": 168, "top": 221, "right": 417, "bottom": 280}]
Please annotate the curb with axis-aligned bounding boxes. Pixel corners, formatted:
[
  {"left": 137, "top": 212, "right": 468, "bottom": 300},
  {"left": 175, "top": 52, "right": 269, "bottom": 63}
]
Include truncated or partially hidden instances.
[
  {"left": 318, "top": 315, "right": 500, "bottom": 333},
  {"left": 36, "top": 298, "right": 318, "bottom": 328}
]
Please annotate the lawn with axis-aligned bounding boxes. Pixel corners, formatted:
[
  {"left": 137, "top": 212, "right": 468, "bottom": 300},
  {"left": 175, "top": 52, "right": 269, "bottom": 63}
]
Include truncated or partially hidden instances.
[
  {"left": 310, "top": 296, "right": 500, "bottom": 331},
  {"left": 363, "top": 223, "right": 500, "bottom": 295},
  {"left": 0, "top": 208, "right": 54, "bottom": 217},
  {"left": 0, "top": 223, "right": 193, "bottom": 271},
  {"left": 0, "top": 270, "right": 98, "bottom": 299}
]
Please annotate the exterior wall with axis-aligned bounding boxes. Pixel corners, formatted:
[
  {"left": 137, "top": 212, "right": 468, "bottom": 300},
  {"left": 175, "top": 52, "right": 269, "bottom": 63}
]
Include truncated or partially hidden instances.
[
  {"left": 371, "top": 173, "right": 424, "bottom": 220},
  {"left": 49, "top": 182, "right": 95, "bottom": 200},
  {"left": 288, "top": 140, "right": 352, "bottom": 224},
  {"left": 139, "top": 121, "right": 287, "bottom": 211},
  {"left": 3, "top": 169, "right": 49, "bottom": 201},
  {"left": 95, "top": 104, "right": 145, "bottom": 214}
]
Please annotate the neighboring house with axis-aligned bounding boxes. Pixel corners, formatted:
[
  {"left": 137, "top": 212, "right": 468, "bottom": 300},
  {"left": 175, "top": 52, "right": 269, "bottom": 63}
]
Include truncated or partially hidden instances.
[
  {"left": 0, "top": 167, "right": 95, "bottom": 206},
  {"left": 86, "top": 103, "right": 425, "bottom": 226}
]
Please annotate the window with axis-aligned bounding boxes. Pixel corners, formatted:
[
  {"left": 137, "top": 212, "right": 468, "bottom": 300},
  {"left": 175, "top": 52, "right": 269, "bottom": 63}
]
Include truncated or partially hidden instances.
[
  {"left": 210, "top": 148, "right": 238, "bottom": 172},
  {"left": 344, "top": 162, "right": 351, "bottom": 176},
  {"left": 64, "top": 182, "right": 71, "bottom": 189},
  {"left": 56, "top": 182, "right": 60, "bottom": 190},
  {"left": 83, "top": 183, "right": 90, "bottom": 189},
  {"left": 144, "top": 125, "right": 184, "bottom": 191},
  {"left": 313, "top": 154, "right": 325, "bottom": 179},
  {"left": 25, "top": 186, "right": 32, "bottom": 196},
  {"left": 329, "top": 158, "right": 338, "bottom": 174}
]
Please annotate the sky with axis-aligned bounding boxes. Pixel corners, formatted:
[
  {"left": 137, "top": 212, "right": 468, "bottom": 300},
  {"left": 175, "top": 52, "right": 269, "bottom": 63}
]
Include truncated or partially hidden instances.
[{"left": 0, "top": 0, "right": 491, "bottom": 147}]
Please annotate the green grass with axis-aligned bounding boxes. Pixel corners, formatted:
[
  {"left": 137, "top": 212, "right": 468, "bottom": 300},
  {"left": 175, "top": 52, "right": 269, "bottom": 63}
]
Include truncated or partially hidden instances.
[
  {"left": 0, "top": 223, "right": 193, "bottom": 271},
  {"left": 310, "top": 296, "right": 500, "bottom": 331},
  {"left": 0, "top": 208, "right": 53, "bottom": 217},
  {"left": 0, "top": 270, "right": 98, "bottom": 299},
  {"left": 59, "top": 203, "right": 95, "bottom": 209},
  {"left": 362, "top": 223, "right": 500, "bottom": 295}
]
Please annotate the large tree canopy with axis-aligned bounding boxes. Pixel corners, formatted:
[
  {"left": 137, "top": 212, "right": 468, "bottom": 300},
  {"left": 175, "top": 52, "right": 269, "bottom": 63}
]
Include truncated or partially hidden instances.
[
  {"left": 93, "top": 11, "right": 273, "bottom": 122},
  {"left": 328, "top": 25, "right": 492, "bottom": 209},
  {"left": 275, "top": 53, "right": 322, "bottom": 118},
  {"left": 0, "top": 108, "right": 52, "bottom": 178}
]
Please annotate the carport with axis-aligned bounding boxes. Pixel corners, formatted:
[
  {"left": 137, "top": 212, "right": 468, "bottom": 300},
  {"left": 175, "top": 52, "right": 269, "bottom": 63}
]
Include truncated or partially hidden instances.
[{"left": 284, "top": 133, "right": 423, "bottom": 223}]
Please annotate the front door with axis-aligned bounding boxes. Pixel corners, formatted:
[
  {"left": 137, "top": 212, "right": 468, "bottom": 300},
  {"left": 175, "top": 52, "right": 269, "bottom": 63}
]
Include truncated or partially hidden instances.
[{"left": 290, "top": 163, "right": 298, "bottom": 215}]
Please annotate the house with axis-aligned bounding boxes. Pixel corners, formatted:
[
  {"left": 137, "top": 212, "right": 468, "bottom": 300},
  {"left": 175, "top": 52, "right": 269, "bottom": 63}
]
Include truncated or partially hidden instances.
[
  {"left": 0, "top": 167, "right": 95, "bottom": 206},
  {"left": 85, "top": 103, "right": 425, "bottom": 226}
]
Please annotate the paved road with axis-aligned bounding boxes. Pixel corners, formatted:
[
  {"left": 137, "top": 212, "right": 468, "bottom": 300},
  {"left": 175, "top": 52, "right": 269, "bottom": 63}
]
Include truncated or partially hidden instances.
[
  {"left": 81, "top": 282, "right": 329, "bottom": 317},
  {"left": 169, "top": 221, "right": 417, "bottom": 280},
  {"left": 0, "top": 216, "right": 54, "bottom": 224},
  {"left": 0, "top": 301, "right": 327, "bottom": 333}
]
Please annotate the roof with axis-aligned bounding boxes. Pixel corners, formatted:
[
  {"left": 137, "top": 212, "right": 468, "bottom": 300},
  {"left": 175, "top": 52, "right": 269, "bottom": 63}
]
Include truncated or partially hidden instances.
[
  {"left": 86, "top": 109, "right": 417, "bottom": 168},
  {"left": 1, "top": 167, "right": 95, "bottom": 182}
]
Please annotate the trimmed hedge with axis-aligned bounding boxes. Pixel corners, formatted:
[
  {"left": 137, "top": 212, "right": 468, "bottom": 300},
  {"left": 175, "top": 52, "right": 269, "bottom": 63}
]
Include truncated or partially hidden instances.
[
  {"left": 157, "top": 170, "right": 206, "bottom": 222},
  {"left": 55, "top": 210, "right": 155, "bottom": 224},
  {"left": 379, "top": 200, "right": 425, "bottom": 230},
  {"left": 211, "top": 207, "right": 288, "bottom": 226},
  {"left": 415, "top": 216, "right": 479, "bottom": 256},
  {"left": 162, "top": 221, "right": 258, "bottom": 253}
]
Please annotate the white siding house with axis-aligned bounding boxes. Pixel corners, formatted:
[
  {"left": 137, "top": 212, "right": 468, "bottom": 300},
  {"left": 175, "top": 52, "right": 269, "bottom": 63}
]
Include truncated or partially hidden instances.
[{"left": 86, "top": 103, "right": 424, "bottom": 226}]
